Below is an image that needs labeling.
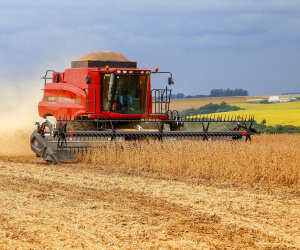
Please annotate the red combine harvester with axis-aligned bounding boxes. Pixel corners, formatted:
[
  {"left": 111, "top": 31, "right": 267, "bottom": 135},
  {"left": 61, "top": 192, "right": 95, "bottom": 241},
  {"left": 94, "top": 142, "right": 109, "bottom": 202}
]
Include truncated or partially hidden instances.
[{"left": 30, "top": 51, "right": 259, "bottom": 164}]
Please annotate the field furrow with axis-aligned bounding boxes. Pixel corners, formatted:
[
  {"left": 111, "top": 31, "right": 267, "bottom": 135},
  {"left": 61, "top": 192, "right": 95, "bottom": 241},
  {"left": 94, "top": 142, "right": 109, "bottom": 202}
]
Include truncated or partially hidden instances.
[{"left": 1, "top": 155, "right": 300, "bottom": 249}]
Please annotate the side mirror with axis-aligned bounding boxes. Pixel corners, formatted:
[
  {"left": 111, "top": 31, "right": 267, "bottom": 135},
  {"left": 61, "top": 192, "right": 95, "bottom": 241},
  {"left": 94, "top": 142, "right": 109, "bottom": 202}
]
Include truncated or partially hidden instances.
[
  {"left": 86, "top": 76, "right": 91, "bottom": 84},
  {"left": 168, "top": 77, "right": 174, "bottom": 85}
]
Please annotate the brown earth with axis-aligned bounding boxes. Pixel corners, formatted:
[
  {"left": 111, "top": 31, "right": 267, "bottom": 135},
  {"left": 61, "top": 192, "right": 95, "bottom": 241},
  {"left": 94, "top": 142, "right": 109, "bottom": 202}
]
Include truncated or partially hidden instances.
[{"left": 0, "top": 152, "right": 300, "bottom": 249}]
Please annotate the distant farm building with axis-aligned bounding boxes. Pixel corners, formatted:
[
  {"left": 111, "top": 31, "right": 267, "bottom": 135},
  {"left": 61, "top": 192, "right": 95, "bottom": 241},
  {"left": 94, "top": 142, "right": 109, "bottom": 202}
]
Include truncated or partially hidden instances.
[
  {"left": 268, "top": 96, "right": 280, "bottom": 102},
  {"left": 246, "top": 99, "right": 263, "bottom": 103},
  {"left": 268, "top": 96, "right": 296, "bottom": 103}
]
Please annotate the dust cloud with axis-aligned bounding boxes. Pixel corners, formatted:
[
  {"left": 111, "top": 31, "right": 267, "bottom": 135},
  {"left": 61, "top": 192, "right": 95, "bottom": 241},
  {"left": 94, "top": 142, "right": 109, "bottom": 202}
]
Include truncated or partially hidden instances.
[{"left": 0, "top": 79, "right": 44, "bottom": 156}]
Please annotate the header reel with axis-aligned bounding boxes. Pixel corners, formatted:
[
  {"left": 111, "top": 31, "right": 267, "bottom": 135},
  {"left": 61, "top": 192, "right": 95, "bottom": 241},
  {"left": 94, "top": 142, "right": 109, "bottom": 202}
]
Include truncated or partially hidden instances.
[{"left": 30, "top": 114, "right": 259, "bottom": 164}]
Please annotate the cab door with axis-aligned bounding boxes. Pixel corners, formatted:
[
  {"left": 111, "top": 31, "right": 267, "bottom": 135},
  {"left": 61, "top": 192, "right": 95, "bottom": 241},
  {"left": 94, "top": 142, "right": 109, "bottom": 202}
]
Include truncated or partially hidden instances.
[{"left": 101, "top": 73, "right": 115, "bottom": 112}]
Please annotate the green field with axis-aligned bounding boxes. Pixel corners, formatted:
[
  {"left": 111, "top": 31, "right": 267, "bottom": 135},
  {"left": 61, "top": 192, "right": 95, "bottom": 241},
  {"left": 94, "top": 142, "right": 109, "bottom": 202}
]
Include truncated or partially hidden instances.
[{"left": 170, "top": 95, "right": 300, "bottom": 127}]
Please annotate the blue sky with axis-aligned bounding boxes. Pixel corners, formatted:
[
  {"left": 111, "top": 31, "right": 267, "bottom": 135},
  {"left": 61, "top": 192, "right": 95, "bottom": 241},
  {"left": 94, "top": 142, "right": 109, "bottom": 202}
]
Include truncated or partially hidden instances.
[{"left": 1, "top": 0, "right": 300, "bottom": 96}]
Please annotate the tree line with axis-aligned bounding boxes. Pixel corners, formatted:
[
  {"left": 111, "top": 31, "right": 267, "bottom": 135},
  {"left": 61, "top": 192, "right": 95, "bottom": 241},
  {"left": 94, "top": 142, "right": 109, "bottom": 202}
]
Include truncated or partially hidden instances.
[
  {"left": 180, "top": 101, "right": 244, "bottom": 116},
  {"left": 171, "top": 88, "right": 248, "bottom": 99},
  {"left": 210, "top": 88, "right": 248, "bottom": 97}
]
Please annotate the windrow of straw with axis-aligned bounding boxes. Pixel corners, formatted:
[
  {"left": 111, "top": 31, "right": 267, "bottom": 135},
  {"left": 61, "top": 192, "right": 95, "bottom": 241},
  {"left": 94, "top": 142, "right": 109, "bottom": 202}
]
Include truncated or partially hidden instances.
[{"left": 79, "top": 134, "right": 300, "bottom": 187}]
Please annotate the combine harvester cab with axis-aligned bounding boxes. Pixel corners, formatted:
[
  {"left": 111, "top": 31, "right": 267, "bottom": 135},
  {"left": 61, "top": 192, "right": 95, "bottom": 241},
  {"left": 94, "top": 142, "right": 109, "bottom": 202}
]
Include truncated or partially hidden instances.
[{"left": 31, "top": 51, "right": 259, "bottom": 164}]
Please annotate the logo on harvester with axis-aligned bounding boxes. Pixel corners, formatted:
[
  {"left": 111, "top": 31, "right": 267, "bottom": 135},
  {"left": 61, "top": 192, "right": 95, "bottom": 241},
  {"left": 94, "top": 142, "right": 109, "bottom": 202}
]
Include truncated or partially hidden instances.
[{"left": 47, "top": 96, "right": 58, "bottom": 101}]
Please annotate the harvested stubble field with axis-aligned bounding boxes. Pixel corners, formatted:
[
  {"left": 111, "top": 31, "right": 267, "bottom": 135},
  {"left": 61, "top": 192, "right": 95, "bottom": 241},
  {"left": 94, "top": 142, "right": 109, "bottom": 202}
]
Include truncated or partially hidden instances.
[{"left": 0, "top": 131, "right": 300, "bottom": 249}]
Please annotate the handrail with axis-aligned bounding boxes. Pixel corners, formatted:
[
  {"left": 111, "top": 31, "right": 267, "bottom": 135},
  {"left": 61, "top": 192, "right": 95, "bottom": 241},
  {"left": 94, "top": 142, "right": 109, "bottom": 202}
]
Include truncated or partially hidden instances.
[
  {"left": 41, "top": 70, "right": 56, "bottom": 86},
  {"left": 83, "top": 88, "right": 96, "bottom": 114},
  {"left": 150, "top": 87, "right": 172, "bottom": 115}
]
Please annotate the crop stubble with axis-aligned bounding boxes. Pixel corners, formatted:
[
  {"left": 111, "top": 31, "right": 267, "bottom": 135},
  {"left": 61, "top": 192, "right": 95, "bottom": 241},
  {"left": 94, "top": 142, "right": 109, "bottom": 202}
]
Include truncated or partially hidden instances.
[{"left": 0, "top": 133, "right": 300, "bottom": 248}]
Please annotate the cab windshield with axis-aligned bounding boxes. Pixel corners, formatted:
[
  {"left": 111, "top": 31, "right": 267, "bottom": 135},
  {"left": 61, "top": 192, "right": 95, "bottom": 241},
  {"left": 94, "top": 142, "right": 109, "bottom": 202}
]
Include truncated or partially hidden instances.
[
  {"left": 101, "top": 74, "right": 149, "bottom": 114},
  {"left": 107, "top": 74, "right": 148, "bottom": 114}
]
